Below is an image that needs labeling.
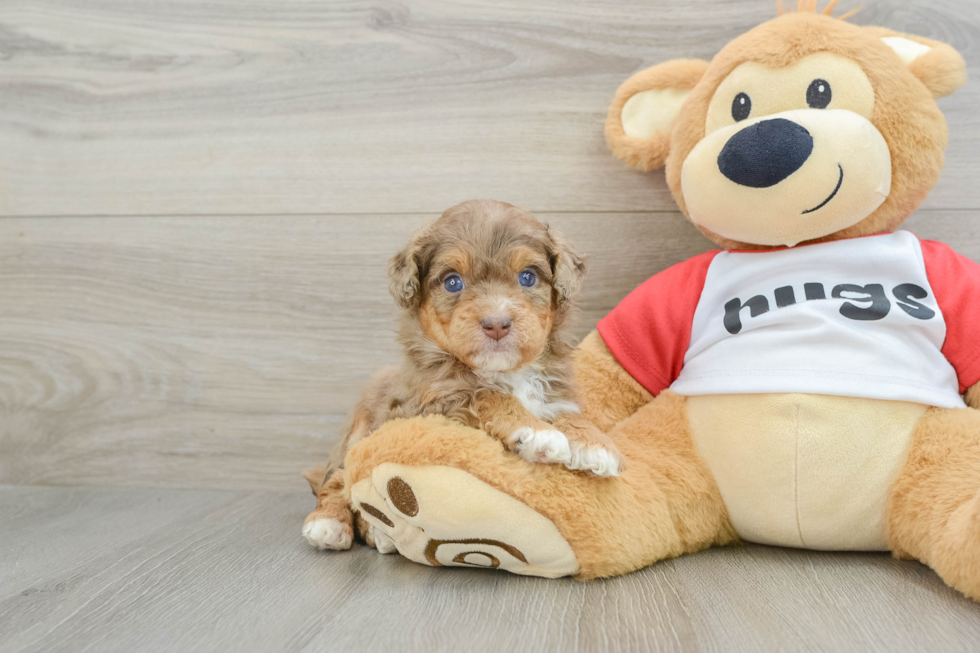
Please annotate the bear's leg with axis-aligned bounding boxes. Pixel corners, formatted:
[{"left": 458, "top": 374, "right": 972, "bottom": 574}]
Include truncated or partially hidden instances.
[
  {"left": 887, "top": 406, "right": 980, "bottom": 600},
  {"left": 344, "top": 391, "right": 736, "bottom": 579},
  {"left": 585, "top": 390, "right": 738, "bottom": 577}
]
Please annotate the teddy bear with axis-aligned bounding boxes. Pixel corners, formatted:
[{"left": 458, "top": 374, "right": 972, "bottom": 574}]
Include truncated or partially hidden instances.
[{"left": 333, "top": 4, "right": 980, "bottom": 599}]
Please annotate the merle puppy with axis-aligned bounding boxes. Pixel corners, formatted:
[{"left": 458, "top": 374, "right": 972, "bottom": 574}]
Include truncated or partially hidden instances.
[{"left": 303, "top": 199, "right": 623, "bottom": 552}]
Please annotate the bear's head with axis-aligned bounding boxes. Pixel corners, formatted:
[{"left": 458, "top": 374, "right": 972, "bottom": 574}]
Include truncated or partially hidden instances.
[{"left": 606, "top": 4, "right": 967, "bottom": 249}]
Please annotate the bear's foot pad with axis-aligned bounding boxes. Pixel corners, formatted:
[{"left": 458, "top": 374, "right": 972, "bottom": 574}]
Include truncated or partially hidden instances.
[{"left": 349, "top": 463, "right": 579, "bottom": 578}]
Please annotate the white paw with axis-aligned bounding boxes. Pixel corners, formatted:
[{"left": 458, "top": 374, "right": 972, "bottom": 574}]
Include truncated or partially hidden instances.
[
  {"left": 303, "top": 517, "right": 353, "bottom": 550},
  {"left": 567, "top": 442, "right": 624, "bottom": 477},
  {"left": 370, "top": 525, "right": 398, "bottom": 555},
  {"left": 509, "top": 427, "right": 572, "bottom": 465}
]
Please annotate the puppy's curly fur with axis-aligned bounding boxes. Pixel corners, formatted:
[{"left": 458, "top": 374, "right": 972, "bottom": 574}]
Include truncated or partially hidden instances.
[{"left": 302, "top": 200, "right": 623, "bottom": 551}]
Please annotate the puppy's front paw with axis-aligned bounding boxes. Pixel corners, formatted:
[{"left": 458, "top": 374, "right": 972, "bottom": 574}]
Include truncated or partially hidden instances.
[
  {"left": 509, "top": 427, "right": 572, "bottom": 466},
  {"left": 567, "top": 441, "right": 624, "bottom": 477},
  {"left": 303, "top": 517, "right": 353, "bottom": 550},
  {"left": 369, "top": 525, "right": 398, "bottom": 554}
]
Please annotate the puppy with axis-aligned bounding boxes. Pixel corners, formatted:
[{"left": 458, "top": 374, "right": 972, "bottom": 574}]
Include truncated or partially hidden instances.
[{"left": 303, "top": 199, "right": 624, "bottom": 552}]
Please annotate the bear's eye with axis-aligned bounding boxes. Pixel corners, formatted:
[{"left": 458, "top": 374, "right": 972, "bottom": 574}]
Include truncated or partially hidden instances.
[
  {"left": 731, "top": 92, "right": 752, "bottom": 121},
  {"left": 806, "top": 79, "right": 832, "bottom": 109}
]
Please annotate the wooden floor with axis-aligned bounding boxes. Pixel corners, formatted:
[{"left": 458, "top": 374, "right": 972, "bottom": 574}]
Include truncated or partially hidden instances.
[
  {"left": 2, "top": 0, "right": 980, "bottom": 650},
  {"left": 2, "top": 484, "right": 979, "bottom": 653}
]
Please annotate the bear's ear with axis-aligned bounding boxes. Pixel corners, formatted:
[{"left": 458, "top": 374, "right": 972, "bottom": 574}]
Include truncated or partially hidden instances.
[
  {"left": 605, "top": 59, "right": 709, "bottom": 171},
  {"left": 878, "top": 32, "right": 967, "bottom": 99}
]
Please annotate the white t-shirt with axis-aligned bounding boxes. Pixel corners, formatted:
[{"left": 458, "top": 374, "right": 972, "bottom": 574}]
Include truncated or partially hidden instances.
[{"left": 598, "top": 231, "right": 980, "bottom": 408}]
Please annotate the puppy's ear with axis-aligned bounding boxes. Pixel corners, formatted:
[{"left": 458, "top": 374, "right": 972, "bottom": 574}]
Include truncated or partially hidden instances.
[
  {"left": 388, "top": 225, "right": 432, "bottom": 309},
  {"left": 606, "top": 59, "right": 709, "bottom": 171},
  {"left": 548, "top": 226, "right": 587, "bottom": 305},
  {"left": 872, "top": 29, "right": 967, "bottom": 98}
]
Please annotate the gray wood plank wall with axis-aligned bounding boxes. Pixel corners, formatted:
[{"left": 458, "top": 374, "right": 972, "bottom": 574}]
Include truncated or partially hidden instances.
[
  {"left": 2, "top": 0, "right": 979, "bottom": 494},
  {"left": 4, "top": 3, "right": 980, "bottom": 650}
]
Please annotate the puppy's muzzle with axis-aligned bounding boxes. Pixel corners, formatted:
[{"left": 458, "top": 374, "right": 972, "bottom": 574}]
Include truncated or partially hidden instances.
[{"left": 481, "top": 315, "right": 512, "bottom": 341}]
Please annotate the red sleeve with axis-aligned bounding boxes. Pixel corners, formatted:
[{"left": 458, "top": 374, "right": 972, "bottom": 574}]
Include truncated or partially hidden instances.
[
  {"left": 918, "top": 238, "right": 980, "bottom": 393},
  {"left": 597, "top": 250, "right": 719, "bottom": 395}
]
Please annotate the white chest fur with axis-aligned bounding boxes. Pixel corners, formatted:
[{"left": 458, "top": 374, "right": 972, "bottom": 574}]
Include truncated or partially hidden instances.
[{"left": 487, "top": 368, "right": 580, "bottom": 421}]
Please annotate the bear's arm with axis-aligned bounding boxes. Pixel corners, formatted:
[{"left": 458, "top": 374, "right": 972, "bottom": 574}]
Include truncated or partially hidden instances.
[
  {"left": 966, "top": 383, "right": 980, "bottom": 410},
  {"left": 572, "top": 331, "right": 653, "bottom": 431},
  {"left": 919, "top": 239, "right": 980, "bottom": 399},
  {"left": 592, "top": 250, "right": 719, "bottom": 409}
]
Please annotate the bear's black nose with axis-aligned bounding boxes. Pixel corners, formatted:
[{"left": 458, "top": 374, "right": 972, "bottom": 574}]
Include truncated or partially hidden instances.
[{"left": 717, "top": 118, "right": 813, "bottom": 188}]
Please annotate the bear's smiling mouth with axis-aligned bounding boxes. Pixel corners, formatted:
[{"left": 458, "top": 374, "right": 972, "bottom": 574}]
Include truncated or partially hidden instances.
[{"left": 802, "top": 164, "right": 844, "bottom": 215}]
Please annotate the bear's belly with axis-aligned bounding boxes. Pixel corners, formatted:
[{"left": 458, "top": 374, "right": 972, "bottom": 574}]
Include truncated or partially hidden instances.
[{"left": 685, "top": 393, "right": 928, "bottom": 550}]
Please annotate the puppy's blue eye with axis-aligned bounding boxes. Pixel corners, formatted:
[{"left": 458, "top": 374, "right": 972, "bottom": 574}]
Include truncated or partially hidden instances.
[
  {"left": 519, "top": 270, "right": 536, "bottom": 287},
  {"left": 444, "top": 275, "right": 464, "bottom": 293}
]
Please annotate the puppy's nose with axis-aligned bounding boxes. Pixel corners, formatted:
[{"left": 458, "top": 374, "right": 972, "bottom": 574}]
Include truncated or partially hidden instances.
[
  {"left": 481, "top": 316, "right": 512, "bottom": 341},
  {"left": 717, "top": 118, "right": 813, "bottom": 188}
]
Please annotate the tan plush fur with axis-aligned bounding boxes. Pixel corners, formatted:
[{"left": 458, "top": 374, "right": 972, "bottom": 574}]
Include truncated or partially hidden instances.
[
  {"left": 966, "top": 382, "right": 980, "bottom": 410},
  {"left": 572, "top": 331, "right": 654, "bottom": 431},
  {"left": 605, "top": 59, "right": 709, "bottom": 171},
  {"left": 345, "top": 353, "right": 736, "bottom": 579},
  {"left": 888, "top": 406, "right": 980, "bottom": 600},
  {"left": 860, "top": 26, "right": 968, "bottom": 99}
]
